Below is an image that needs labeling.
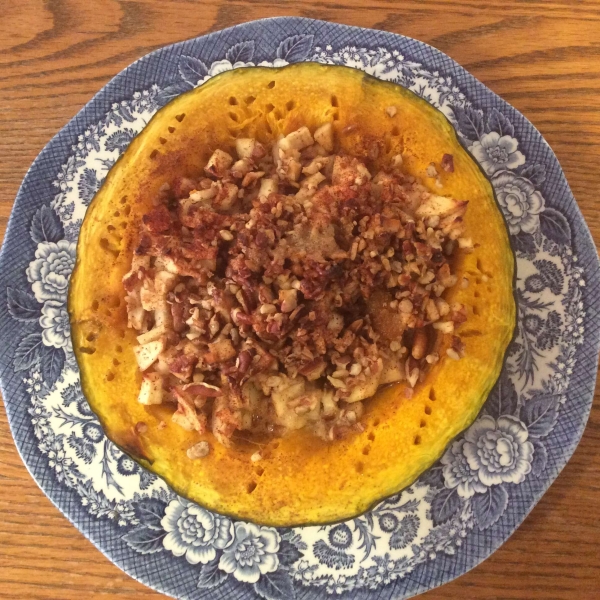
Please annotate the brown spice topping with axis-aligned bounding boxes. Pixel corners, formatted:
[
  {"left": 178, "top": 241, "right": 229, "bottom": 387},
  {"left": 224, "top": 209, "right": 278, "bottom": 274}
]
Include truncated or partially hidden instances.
[{"left": 124, "top": 127, "right": 469, "bottom": 447}]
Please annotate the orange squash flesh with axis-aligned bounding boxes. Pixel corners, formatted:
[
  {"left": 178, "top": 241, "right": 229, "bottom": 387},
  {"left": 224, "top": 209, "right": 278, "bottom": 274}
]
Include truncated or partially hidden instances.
[{"left": 69, "top": 63, "right": 515, "bottom": 526}]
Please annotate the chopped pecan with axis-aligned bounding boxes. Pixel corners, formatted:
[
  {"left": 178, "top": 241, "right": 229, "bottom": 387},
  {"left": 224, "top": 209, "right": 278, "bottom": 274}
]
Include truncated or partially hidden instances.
[
  {"left": 441, "top": 153, "right": 455, "bottom": 173},
  {"left": 236, "top": 350, "right": 253, "bottom": 374},
  {"left": 182, "top": 382, "right": 222, "bottom": 397},
  {"left": 172, "top": 177, "right": 197, "bottom": 199},
  {"left": 143, "top": 205, "right": 172, "bottom": 233},
  {"left": 168, "top": 353, "right": 197, "bottom": 380}
]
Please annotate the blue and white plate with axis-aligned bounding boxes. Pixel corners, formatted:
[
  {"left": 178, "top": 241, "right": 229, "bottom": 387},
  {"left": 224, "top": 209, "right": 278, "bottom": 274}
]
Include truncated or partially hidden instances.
[{"left": 1, "top": 17, "right": 598, "bottom": 600}]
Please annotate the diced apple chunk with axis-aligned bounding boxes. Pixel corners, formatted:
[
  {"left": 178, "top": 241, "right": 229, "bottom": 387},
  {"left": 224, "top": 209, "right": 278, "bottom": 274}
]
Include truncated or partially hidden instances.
[
  {"left": 154, "top": 300, "right": 172, "bottom": 328},
  {"left": 173, "top": 390, "right": 208, "bottom": 433},
  {"left": 127, "top": 304, "right": 146, "bottom": 330},
  {"left": 130, "top": 255, "right": 150, "bottom": 272},
  {"left": 259, "top": 178, "right": 278, "bottom": 199},
  {"left": 302, "top": 156, "right": 331, "bottom": 176},
  {"left": 126, "top": 290, "right": 146, "bottom": 330},
  {"left": 271, "top": 377, "right": 305, "bottom": 404},
  {"left": 161, "top": 256, "right": 184, "bottom": 274},
  {"left": 154, "top": 271, "right": 178, "bottom": 295},
  {"left": 212, "top": 395, "right": 241, "bottom": 447},
  {"left": 346, "top": 372, "right": 380, "bottom": 402},
  {"left": 212, "top": 182, "right": 239, "bottom": 211},
  {"left": 140, "top": 283, "right": 160, "bottom": 311},
  {"left": 332, "top": 156, "right": 371, "bottom": 186},
  {"left": 379, "top": 361, "right": 404, "bottom": 385},
  {"left": 205, "top": 149, "right": 233, "bottom": 178},
  {"left": 187, "top": 441, "right": 210, "bottom": 459},
  {"left": 235, "top": 138, "right": 259, "bottom": 159},
  {"left": 321, "top": 389, "right": 337, "bottom": 416},
  {"left": 279, "top": 126, "right": 314, "bottom": 152},
  {"left": 313, "top": 123, "right": 334, "bottom": 152},
  {"left": 415, "top": 195, "right": 467, "bottom": 219},
  {"left": 272, "top": 377, "right": 309, "bottom": 430},
  {"left": 172, "top": 410, "right": 195, "bottom": 431},
  {"left": 206, "top": 339, "right": 237, "bottom": 363},
  {"left": 242, "top": 170, "right": 265, "bottom": 188},
  {"left": 189, "top": 186, "right": 217, "bottom": 203},
  {"left": 138, "top": 372, "right": 164, "bottom": 405},
  {"left": 279, "top": 127, "right": 314, "bottom": 152},
  {"left": 279, "top": 288, "right": 298, "bottom": 313},
  {"left": 300, "top": 171, "right": 326, "bottom": 191},
  {"left": 231, "top": 158, "right": 252, "bottom": 178},
  {"left": 136, "top": 325, "right": 167, "bottom": 345},
  {"left": 285, "top": 159, "right": 302, "bottom": 182},
  {"left": 134, "top": 339, "right": 165, "bottom": 371},
  {"left": 346, "top": 361, "right": 383, "bottom": 403}
]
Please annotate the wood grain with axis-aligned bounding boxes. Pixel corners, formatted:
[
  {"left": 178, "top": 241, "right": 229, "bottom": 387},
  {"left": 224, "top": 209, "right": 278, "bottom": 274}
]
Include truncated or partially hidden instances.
[{"left": 0, "top": 1, "right": 599, "bottom": 598}]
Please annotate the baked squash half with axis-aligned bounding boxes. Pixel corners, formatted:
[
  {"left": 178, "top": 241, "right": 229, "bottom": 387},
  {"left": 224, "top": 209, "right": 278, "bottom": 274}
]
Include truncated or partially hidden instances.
[{"left": 69, "top": 63, "right": 515, "bottom": 526}]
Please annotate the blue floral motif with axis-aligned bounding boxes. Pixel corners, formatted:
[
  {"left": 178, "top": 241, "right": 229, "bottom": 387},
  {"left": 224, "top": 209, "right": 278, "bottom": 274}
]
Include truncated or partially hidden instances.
[
  {"left": 294, "top": 560, "right": 319, "bottom": 585},
  {"left": 26, "top": 240, "right": 75, "bottom": 303},
  {"left": 23, "top": 370, "right": 43, "bottom": 397},
  {"left": 178, "top": 54, "right": 265, "bottom": 90},
  {"left": 64, "top": 220, "right": 82, "bottom": 242},
  {"left": 161, "top": 498, "right": 234, "bottom": 565},
  {"left": 226, "top": 40, "right": 256, "bottom": 64},
  {"left": 438, "top": 414, "right": 535, "bottom": 529},
  {"left": 378, "top": 513, "right": 399, "bottom": 533},
  {"left": 534, "top": 260, "right": 564, "bottom": 295},
  {"left": 78, "top": 168, "right": 101, "bottom": 205},
  {"left": 63, "top": 382, "right": 83, "bottom": 406},
  {"left": 470, "top": 132, "right": 525, "bottom": 175},
  {"left": 314, "top": 44, "right": 423, "bottom": 86},
  {"left": 523, "top": 314, "right": 544, "bottom": 336},
  {"left": 39, "top": 435, "right": 82, "bottom": 485},
  {"left": 82, "top": 422, "right": 104, "bottom": 443},
  {"left": 537, "top": 311, "right": 562, "bottom": 351},
  {"left": 76, "top": 397, "right": 93, "bottom": 416},
  {"left": 40, "top": 300, "right": 71, "bottom": 349},
  {"left": 389, "top": 515, "right": 420, "bottom": 550},
  {"left": 463, "top": 416, "right": 534, "bottom": 487},
  {"left": 329, "top": 523, "right": 353, "bottom": 549},
  {"left": 525, "top": 274, "right": 546, "bottom": 294},
  {"left": 54, "top": 200, "right": 75, "bottom": 222},
  {"left": 104, "top": 128, "right": 136, "bottom": 154},
  {"left": 79, "top": 124, "right": 102, "bottom": 154},
  {"left": 219, "top": 521, "right": 280, "bottom": 583},
  {"left": 313, "top": 524, "right": 356, "bottom": 570},
  {"left": 30, "top": 204, "right": 64, "bottom": 245},
  {"left": 441, "top": 439, "right": 488, "bottom": 498},
  {"left": 276, "top": 34, "right": 313, "bottom": 62},
  {"left": 53, "top": 155, "right": 80, "bottom": 192},
  {"left": 117, "top": 455, "right": 139, "bottom": 476},
  {"left": 138, "top": 469, "right": 157, "bottom": 490},
  {"left": 492, "top": 170, "right": 545, "bottom": 235},
  {"left": 68, "top": 431, "right": 97, "bottom": 464}
]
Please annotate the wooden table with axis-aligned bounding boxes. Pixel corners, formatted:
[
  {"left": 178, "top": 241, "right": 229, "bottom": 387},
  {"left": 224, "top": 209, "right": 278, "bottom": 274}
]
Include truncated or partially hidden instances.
[{"left": 1, "top": 1, "right": 599, "bottom": 598}]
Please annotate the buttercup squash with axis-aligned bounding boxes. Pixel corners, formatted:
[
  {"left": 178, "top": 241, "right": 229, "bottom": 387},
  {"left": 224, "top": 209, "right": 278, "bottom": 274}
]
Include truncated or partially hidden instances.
[{"left": 69, "top": 63, "right": 515, "bottom": 526}]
